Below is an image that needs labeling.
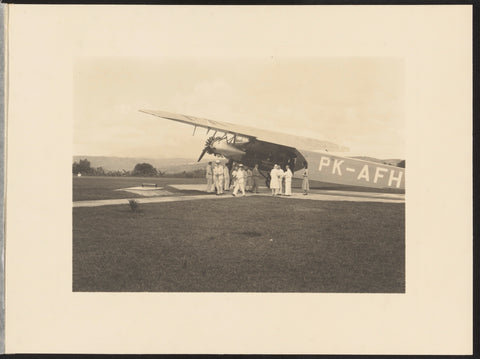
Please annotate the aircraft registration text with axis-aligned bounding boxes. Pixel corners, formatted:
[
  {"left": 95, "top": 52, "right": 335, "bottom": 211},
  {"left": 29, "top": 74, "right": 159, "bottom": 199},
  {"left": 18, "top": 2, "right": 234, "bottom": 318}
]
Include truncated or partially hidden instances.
[{"left": 300, "top": 151, "right": 405, "bottom": 190}]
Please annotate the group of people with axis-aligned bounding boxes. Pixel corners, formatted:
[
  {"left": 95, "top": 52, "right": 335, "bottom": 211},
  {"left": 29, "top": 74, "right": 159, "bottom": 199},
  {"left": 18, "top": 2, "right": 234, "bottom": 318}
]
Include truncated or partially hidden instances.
[
  {"left": 205, "top": 159, "right": 309, "bottom": 197},
  {"left": 205, "top": 160, "right": 229, "bottom": 195},
  {"left": 269, "top": 164, "right": 292, "bottom": 196},
  {"left": 268, "top": 163, "right": 309, "bottom": 196},
  {"left": 205, "top": 160, "right": 263, "bottom": 197}
]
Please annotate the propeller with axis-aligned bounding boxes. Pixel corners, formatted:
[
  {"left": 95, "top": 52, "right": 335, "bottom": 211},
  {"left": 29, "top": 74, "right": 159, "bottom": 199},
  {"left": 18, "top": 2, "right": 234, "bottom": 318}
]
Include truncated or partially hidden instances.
[
  {"left": 197, "top": 136, "right": 217, "bottom": 162},
  {"left": 197, "top": 148, "right": 208, "bottom": 162}
]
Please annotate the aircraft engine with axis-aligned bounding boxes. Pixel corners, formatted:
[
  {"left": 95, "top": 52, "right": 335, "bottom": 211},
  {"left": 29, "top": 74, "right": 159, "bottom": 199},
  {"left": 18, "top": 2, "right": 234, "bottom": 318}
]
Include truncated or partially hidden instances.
[
  {"left": 197, "top": 136, "right": 245, "bottom": 162},
  {"left": 210, "top": 139, "right": 245, "bottom": 161}
]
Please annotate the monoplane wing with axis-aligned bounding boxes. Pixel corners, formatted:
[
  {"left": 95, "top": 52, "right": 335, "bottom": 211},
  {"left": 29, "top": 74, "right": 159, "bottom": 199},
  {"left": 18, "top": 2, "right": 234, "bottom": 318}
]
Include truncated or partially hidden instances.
[{"left": 140, "top": 109, "right": 349, "bottom": 152}]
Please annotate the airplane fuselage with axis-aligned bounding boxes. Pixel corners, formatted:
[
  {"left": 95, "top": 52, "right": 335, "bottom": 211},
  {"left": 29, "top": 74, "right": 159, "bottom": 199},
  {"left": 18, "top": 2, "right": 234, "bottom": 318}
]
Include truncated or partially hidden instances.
[
  {"left": 210, "top": 138, "right": 405, "bottom": 190},
  {"left": 298, "top": 150, "right": 405, "bottom": 190}
]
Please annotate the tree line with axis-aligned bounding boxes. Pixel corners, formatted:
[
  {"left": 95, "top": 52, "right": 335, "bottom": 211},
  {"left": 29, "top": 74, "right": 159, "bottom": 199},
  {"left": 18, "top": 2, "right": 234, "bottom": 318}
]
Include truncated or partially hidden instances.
[
  {"left": 73, "top": 158, "right": 406, "bottom": 178},
  {"left": 72, "top": 159, "right": 205, "bottom": 178}
]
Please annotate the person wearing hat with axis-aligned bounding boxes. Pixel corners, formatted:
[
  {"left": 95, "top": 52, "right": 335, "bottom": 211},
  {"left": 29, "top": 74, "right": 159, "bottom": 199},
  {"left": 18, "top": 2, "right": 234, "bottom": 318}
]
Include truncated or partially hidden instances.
[
  {"left": 233, "top": 164, "right": 246, "bottom": 196},
  {"left": 213, "top": 159, "right": 224, "bottom": 195},
  {"left": 205, "top": 161, "right": 214, "bottom": 193}
]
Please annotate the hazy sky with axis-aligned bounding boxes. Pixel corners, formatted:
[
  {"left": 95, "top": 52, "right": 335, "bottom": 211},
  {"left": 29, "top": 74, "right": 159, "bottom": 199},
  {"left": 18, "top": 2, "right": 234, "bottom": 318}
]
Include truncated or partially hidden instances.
[{"left": 74, "top": 57, "right": 404, "bottom": 159}]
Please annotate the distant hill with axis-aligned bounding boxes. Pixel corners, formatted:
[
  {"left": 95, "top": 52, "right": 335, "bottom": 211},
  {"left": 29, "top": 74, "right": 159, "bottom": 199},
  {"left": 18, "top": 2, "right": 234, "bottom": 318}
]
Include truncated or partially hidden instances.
[
  {"left": 73, "top": 156, "right": 212, "bottom": 173},
  {"left": 74, "top": 155, "right": 405, "bottom": 173}
]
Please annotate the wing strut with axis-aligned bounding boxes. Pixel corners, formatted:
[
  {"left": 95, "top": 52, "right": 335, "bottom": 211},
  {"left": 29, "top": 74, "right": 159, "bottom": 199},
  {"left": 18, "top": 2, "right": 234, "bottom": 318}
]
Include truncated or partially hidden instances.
[{"left": 192, "top": 125, "right": 197, "bottom": 136}]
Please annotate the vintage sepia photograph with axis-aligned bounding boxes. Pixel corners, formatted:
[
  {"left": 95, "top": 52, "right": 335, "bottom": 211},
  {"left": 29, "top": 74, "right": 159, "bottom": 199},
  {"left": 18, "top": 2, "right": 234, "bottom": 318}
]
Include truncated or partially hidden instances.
[
  {"left": 4, "top": 4, "right": 472, "bottom": 354},
  {"left": 72, "top": 57, "right": 405, "bottom": 292}
]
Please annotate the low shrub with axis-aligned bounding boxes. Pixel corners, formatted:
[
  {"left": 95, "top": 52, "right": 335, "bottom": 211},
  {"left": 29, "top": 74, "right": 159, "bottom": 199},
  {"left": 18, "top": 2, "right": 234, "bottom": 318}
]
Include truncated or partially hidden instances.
[{"left": 128, "top": 199, "right": 139, "bottom": 212}]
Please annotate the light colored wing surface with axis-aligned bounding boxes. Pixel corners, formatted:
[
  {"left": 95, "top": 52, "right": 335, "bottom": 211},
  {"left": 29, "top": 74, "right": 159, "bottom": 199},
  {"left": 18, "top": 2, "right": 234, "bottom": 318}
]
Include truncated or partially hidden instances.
[{"left": 140, "top": 109, "right": 349, "bottom": 152}]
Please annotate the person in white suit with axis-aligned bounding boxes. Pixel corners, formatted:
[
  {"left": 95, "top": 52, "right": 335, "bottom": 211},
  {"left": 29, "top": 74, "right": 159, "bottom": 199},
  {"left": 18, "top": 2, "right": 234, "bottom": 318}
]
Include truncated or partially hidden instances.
[
  {"left": 205, "top": 162, "right": 214, "bottom": 193},
  {"left": 233, "top": 164, "right": 246, "bottom": 196},
  {"left": 284, "top": 164, "right": 293, "bottom": 196},
  {"left": 278, "top": 167, "right": 285, "bottom": 195},
  {"left": 302, "top": 162, "right": 309, "bottom": 195},
  {"left": 269, "top": 164, "right": 281, "bottom": 196},
  {"left": 213, "top": 160, "right": 224, "bottom": 195},
  {"left": 223, "top": 163, "right": 230, "bottom": 191}
]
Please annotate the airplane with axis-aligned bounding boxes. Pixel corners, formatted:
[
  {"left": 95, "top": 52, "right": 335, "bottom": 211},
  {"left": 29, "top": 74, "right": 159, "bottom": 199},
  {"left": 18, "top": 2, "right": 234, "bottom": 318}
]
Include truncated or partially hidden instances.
[{"left": 140, "top": 109, "right": 405, "bottom": 191}]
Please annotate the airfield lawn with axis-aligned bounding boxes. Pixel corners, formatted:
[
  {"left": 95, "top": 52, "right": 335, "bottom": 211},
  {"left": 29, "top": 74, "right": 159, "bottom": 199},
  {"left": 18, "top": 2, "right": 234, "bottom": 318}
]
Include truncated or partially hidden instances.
[
  {"left": 73, "top": 176, "right": 206, "bottom": 201},
  {"left": 73, "top": 176, "right": 403, "bottom": 202},
  {"left": 73, "top": 196, "right": 405, "bottom": 293}
]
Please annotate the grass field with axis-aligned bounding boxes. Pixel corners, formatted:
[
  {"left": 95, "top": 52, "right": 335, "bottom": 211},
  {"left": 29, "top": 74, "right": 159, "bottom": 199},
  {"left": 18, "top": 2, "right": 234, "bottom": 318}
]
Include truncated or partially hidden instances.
[
  {"left": 73, "top": 196, "right": 405, "bottom": 293},
  {"left": 73, "top": 175, "right": 404, "bottom": 202},
  {"left": 73, "top": 176, "right": 207, "bottom": 201}
]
